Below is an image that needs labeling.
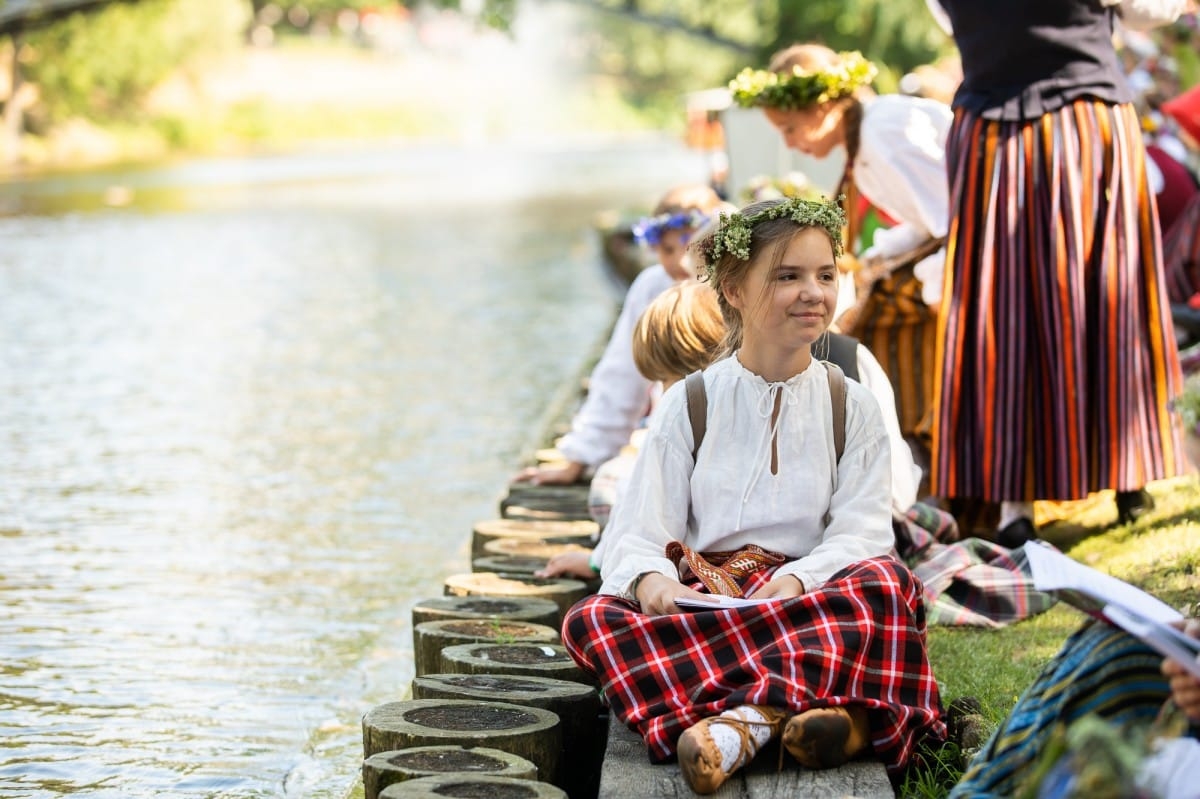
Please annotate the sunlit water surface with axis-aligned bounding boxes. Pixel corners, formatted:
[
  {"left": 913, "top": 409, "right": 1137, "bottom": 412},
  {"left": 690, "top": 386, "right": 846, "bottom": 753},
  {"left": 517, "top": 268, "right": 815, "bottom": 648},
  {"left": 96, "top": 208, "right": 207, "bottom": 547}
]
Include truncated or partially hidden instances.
[{"left": 0, "top": 137, "right": 708, "bottom": 798}]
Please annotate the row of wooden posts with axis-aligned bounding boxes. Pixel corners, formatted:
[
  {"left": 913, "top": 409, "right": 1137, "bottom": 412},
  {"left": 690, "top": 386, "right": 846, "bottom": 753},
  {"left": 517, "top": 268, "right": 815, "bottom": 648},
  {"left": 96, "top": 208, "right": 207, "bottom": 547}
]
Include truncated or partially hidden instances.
[{"left": 358, "top": 483, "right": 614, "bottom": 799}]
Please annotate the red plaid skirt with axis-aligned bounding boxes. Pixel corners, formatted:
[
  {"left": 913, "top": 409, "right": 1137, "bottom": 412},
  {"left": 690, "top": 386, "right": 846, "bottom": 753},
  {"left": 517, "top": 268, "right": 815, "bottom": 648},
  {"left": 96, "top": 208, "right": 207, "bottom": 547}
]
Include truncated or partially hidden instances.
[{"left": 563, "top": 557, "right": 946, "bottom": 775}]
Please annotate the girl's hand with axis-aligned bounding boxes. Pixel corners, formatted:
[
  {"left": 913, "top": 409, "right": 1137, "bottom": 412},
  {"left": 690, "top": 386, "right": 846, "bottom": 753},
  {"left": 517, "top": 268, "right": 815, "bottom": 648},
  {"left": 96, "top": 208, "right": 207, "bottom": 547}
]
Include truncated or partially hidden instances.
[
  {"left": 534, "top": 550, "right": 595, "bottom": 579},
  {"left": 513, "top": 461, "right": 585, "bottom": 486},
  {"left": 751, "top": 574, "right": 806, "bottom": 600},
  {"left": 1163, "top": 619, "right": 1200, "bottom": 721},
  {"left": 635, "top": 573, "right": 709, "bottom": 615}
]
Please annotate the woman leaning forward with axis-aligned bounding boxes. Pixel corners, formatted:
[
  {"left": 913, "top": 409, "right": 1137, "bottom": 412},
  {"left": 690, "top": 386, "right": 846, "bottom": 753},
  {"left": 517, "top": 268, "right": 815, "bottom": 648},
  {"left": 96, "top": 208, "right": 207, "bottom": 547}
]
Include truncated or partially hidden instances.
[{"left": 561, "top": 196, "right": 946, "bottom": 794}]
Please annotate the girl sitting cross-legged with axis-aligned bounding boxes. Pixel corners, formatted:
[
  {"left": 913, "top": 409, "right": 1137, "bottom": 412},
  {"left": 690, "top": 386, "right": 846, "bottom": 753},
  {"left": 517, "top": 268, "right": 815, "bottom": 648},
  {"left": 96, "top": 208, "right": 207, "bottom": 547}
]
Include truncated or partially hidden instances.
[{"left": 561, "top": 196, "right": 946, "bottom": 794}]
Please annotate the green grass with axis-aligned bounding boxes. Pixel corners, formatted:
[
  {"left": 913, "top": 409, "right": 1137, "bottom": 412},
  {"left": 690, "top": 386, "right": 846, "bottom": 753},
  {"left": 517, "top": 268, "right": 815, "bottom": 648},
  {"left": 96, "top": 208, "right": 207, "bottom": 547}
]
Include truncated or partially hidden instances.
[{"left": 899, "top": 475, "right": 1200, "bottom": 798}]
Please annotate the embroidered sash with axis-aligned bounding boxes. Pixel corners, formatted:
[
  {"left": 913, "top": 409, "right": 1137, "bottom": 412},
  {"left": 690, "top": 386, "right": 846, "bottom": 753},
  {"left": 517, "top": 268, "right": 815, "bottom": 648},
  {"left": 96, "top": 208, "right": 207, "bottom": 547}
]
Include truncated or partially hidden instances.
[{"left": 665, "top": 541, "right": 787, "bottom": 597}]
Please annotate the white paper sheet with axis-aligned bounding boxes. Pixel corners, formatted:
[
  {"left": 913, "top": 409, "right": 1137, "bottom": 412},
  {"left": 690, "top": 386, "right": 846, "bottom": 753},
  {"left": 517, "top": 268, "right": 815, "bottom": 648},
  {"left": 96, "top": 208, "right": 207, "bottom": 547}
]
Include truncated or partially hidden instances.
[
  {"left": 1023, "top": 541, "right": 1184, "bottom": 624},
  {"left": 1103, "top": 604, "right": 1200, "bottom": 680}
]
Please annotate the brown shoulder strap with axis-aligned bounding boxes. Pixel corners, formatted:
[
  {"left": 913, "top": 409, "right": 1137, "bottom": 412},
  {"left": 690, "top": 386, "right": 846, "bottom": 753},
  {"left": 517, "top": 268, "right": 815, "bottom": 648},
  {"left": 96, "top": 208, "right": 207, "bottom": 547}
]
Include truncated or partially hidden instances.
[
  {"left": 824, "top": 361, "right": 846, "bottom": 464},
  {"left": 686, "top": 366, "right": 841, "bottom": 464},
  {"left": 684, "top": 370, "right": 707, "bottom": 461}
]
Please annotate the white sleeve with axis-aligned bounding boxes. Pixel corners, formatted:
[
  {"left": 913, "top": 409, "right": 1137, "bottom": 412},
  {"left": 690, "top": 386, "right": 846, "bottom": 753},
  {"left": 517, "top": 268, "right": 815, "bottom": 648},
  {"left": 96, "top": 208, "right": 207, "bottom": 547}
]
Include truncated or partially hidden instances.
[
  {"left": 854, "top": 345, "right": 920, "bottom": 514},
  {"left": 597, "top": 389, "right": 694, "bottom": 599},
  {"left": 857, "top": 99, "right": 950, "bottom": 258},
  {"left": 555, "top": 269, "right": 670, "bottom": 467},
  {"left": 1115, "top": 0, "right": 1185, "bottom": 30},
  {"left": 912, "top": 249, "right": 947, "bottom": 307},
  {"left": 774, "top": 384, "right": 896, "bottom": 590}
]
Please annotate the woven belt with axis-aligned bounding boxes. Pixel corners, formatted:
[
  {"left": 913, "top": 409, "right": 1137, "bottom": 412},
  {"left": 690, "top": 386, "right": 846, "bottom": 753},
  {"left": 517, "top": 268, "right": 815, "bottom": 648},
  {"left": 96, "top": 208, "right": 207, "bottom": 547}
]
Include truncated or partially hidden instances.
[{"left": 665, "top": 541, "right": 787, "bottom": 597}]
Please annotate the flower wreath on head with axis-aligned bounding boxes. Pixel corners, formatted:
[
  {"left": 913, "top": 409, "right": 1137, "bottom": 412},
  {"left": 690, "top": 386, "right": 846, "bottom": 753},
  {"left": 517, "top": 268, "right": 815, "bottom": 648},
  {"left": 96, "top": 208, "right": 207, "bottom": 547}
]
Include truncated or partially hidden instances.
[
  {"left": 632, "top": 210, "right": 711, "bottom": 247},
  {"left": 698, "top": 196, "right": 846, "bottom": 282},
  {"left": 728, "top": 51, "right": 877, "bottom": 110}
]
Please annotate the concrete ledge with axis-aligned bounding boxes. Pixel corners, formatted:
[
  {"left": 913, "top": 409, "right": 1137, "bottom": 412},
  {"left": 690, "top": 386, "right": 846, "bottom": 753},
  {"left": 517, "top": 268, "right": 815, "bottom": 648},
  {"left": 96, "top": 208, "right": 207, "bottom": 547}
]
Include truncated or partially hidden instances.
[{"left": 599, "top": 713, "right": 895, "bottom": 799}]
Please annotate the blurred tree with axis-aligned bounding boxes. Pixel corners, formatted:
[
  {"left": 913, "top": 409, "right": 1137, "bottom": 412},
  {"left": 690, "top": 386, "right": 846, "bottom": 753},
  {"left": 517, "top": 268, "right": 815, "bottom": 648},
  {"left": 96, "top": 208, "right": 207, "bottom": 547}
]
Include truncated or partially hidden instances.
[
  {"left": 421, "top": 0, "right": 952, "bottom": 121},
  {"left": 559, "top": 0, "right": 951, "bottom": 125},
  {"left": 473, "top": 0, "right": 951, "bottom": 71},
  {"left": 19, "top": 0, "right": 248, "bottom": 126}
]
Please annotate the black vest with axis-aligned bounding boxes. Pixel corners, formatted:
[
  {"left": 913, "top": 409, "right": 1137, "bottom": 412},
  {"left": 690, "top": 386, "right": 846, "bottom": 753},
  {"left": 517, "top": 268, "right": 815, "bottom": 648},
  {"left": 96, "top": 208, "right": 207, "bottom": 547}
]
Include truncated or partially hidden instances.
[{"left": 936, "top": 0, "right": 1131, "bottom": 119}]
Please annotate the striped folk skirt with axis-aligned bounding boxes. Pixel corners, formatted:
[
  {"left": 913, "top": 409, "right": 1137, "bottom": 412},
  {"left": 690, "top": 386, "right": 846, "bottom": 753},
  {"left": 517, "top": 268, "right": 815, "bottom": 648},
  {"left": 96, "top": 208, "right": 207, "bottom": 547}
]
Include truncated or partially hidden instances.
[
  {"left": 932, "top": 100, "right": 1185, "bottom": 502},
  {"left": 949, "top": 620, "right": 1169, "bottom": 798},
  {"left": 850, "top": 262, "right": 939, "bottom": 457},
  {"left": 561, "top": 557, "right": 946, "bottom": 776}
]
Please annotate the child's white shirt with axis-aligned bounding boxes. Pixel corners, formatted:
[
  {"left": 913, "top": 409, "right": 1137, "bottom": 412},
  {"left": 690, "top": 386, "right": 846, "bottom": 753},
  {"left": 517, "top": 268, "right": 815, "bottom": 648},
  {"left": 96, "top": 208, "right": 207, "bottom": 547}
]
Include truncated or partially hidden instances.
[
  {"left": 599, "top": 355, "right": 895, "bottom": 599},
  {"left": 555, "top": 265, "right": 675, "bottom": 467}
]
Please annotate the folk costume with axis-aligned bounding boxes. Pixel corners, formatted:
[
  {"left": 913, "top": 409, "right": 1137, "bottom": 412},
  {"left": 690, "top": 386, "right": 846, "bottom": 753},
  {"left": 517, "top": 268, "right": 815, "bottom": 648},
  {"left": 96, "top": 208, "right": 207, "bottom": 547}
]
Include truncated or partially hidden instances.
[
  {"left": 927, "top": 0, "right": 1187, "bottom": 503},
  {"left": 731, "top": 60, "right": 953, "bottom": 472},
  {"left": 562, "top": 355, "right": 946, "bottom": 776},
  {"left": 585, "top": 339, "right": 921, "bottom": 534}
]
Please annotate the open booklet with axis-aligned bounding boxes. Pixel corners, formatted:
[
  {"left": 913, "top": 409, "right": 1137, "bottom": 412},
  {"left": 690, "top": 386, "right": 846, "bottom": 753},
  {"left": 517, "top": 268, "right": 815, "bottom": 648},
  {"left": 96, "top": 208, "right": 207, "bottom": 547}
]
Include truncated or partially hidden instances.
[
  {"left": 1023, "top": 541, "right": 1200, "bottom": 679},
  {"left": 675, "top": 595, "right": 788, "bottom": 611}
]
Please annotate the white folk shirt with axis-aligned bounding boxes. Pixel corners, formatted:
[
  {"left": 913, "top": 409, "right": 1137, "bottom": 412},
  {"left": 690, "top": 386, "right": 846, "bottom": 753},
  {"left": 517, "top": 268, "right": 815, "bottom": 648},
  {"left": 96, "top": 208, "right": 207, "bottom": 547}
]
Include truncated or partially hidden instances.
[
  {"left": 599, "top": 354, "right": 895, "bottom": 600},
  {"left": 590, "top": 343, "right": 919, "bottom": 571},
  {"left": 556, "top": 264, "right": 675, "bottom": 468},
  {"left": 855, "top": 94, "right": 953, "bottom": 307}
]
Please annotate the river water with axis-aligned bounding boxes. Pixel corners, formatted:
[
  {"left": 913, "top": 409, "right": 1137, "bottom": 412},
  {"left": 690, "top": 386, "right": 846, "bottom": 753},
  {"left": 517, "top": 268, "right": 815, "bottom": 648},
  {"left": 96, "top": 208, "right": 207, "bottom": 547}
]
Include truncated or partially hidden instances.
[{"left": 0, "top": 138, "right": 709, "bottom": 798}]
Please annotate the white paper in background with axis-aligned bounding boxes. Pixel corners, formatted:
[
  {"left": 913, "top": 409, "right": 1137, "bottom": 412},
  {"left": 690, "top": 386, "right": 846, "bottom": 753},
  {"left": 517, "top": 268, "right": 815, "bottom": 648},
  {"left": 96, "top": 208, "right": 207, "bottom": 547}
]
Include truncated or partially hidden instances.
[{"left": 1023, "top": 541, "right": 1184, "bottom": 624}]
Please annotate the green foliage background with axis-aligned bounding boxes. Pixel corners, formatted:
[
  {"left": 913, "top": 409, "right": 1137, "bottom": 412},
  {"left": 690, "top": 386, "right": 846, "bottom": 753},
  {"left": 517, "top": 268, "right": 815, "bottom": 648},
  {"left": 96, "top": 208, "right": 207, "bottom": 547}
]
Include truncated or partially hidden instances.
[
  {"left": 554, "top": 0, "right": 951, "bottom": 125},
  {"left": 4, "top": 0, "right": 955, "bottom": 158},
  {"left": 20, "top": 0, "right": 248, "bottom": 126}
]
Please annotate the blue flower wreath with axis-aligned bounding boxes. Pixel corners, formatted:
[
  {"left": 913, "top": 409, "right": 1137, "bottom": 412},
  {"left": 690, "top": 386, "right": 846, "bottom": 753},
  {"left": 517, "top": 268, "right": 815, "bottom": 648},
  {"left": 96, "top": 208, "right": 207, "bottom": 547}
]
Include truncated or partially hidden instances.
[{"left": 631, "top": 210, "right": 711, "bottom": 247}]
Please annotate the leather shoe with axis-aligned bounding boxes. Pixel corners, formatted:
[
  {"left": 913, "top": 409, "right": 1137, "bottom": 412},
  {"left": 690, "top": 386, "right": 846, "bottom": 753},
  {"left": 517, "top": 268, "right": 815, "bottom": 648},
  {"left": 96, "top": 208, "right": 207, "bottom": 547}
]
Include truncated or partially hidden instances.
[
  {"left": 996, "top": 517, "right": 1038, "bottom": 549},
  {"left": 782, "top": 705, "right": 870, "bottom": 769},
  {"left": 677, "top": 705, "right": 788, "bottom": 794},
  {"left": 1115, "top": 489, "right": 1154, "bottom": 525}
]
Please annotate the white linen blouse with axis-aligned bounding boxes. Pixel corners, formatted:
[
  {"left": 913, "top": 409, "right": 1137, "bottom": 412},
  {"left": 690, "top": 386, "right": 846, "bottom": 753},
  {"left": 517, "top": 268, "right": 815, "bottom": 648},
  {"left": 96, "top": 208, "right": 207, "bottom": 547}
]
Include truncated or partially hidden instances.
[
  {"left": 855, "top": 94, "right": 953, "bottom": 306},
  {"left": 598, "top": 354, "right": 895, "bottom": 600},
  {"left": 556, "top": 264, "right": 675, "bottom": 468}
]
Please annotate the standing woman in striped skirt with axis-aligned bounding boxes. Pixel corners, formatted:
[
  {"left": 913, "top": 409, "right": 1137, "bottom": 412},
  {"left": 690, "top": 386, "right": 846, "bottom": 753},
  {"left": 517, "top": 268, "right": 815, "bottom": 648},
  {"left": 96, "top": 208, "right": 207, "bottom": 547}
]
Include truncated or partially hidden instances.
[
  {"left": 562, "top": 196, "right": 945, "bottom": 795},
  {"left": 925, "top": 0, "right": 1189, "bottom": 542}
]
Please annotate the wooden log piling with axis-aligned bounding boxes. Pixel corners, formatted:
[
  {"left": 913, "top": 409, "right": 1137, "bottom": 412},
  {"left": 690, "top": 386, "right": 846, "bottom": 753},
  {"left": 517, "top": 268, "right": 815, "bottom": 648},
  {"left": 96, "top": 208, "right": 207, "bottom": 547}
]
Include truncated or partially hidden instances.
[
  {"left": 378, "top": 774, "right": 568, "bottom": 798},
  {"left": 438, "top": 642, "right": 592, "bottom": 685},
  {"left": 363, "top": 746, "right": 537, "bottom": 799},
  {"left": 500, "top": 483, "right": 593, "bottom": 522},
  {"left": 412, "top": 619, "right": 559, "bottom": 678},
  {"left": 410, "top": 596, "right": 561, "bottom": 630},
  {"left": 471, "top": 554, "right": 551, "bottom": 576},
  {"left": 470, "top": 518, "right": 597, "bottom": 561},
  {"left": 363, "top": 699, "right": 561, "bottom": 785},
  {"left": 443, "top": 572, "right": 588, "bottom": 623}
]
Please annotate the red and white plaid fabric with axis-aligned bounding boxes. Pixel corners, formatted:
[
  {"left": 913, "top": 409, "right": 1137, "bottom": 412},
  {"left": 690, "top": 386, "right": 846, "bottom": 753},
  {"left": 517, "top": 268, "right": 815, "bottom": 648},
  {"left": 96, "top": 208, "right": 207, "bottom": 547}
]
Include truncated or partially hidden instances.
[{"left": 563, "top": 556, "right": 946, "bottom": 775}]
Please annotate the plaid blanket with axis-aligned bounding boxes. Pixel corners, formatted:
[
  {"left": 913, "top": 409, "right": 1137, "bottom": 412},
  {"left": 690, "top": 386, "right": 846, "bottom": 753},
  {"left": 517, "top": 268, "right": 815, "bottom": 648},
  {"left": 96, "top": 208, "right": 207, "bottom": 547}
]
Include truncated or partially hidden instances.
[
  {"left": 897, "top": 503, "right": 1058, "bottom": 628},
  {"left": 563, "top": 557, "right": 946, "bottom": 776}
]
